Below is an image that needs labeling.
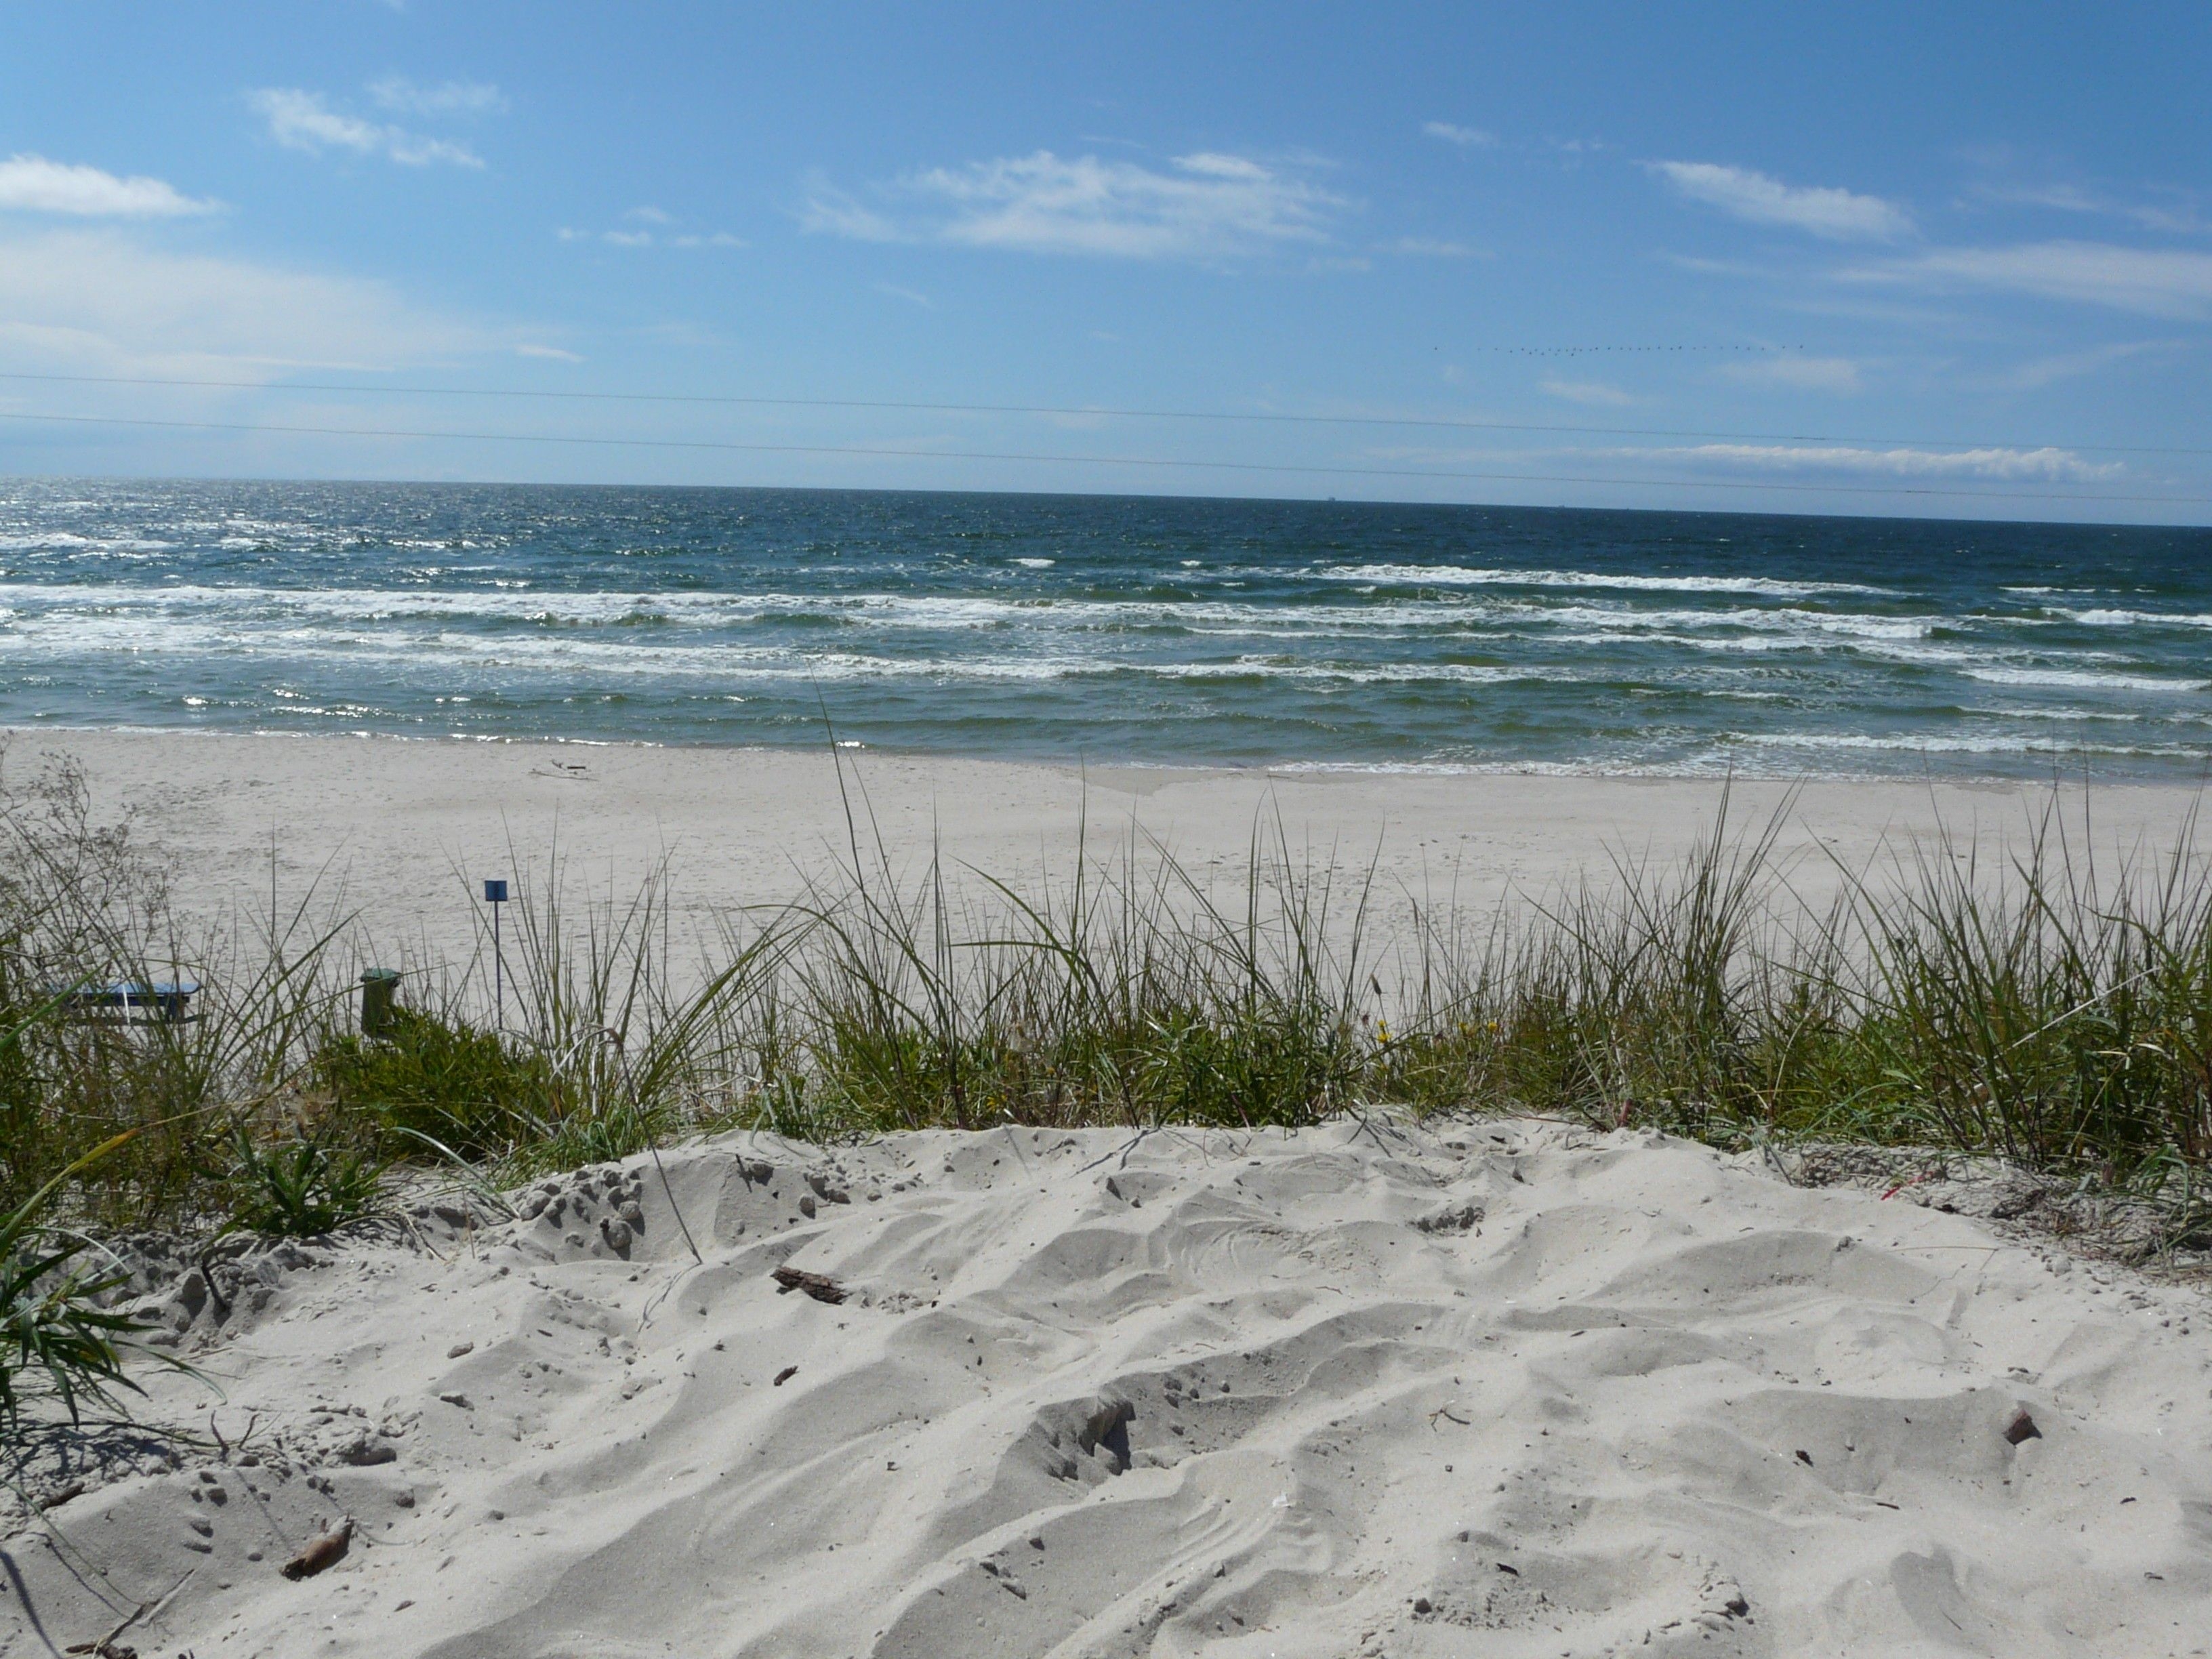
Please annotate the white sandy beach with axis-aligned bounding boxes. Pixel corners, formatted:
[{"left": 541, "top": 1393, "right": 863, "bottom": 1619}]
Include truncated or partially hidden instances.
[
  {"left": 5, "top": 1117, "right": 2210, "bottom": 1657},
  {"left": 9, "top": 731, "right": 2210, "bottom": 963}
]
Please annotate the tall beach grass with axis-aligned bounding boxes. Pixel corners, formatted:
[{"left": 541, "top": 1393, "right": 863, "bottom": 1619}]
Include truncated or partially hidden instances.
[{"left": 2, "top": 743, "right": 2207, "bottom": 1245}]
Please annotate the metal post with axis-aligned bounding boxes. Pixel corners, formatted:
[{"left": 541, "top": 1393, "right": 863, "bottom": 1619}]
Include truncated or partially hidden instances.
[
  {"left": 484, "top": 879, "right": 510, "bottom": 1029},
  {"left": 360, "top": 968, "right": 401, "bottom": 1038}
]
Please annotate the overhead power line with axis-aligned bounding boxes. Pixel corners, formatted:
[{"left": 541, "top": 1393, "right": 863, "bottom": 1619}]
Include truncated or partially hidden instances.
[
  {"left": 0, "top": 369, "right": 2205, "bottom": 458},
  {"left": 1465, "top": 345, "right": 1790, "bottom": 356},
  {"left": 3, "top": 407, "right": 2206, "bottom": 507}
]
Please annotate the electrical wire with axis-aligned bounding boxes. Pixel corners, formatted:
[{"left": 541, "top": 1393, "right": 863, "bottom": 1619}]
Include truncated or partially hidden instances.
[
  {"left": 4, "top": 407, "right": 2207, "bottom": 506},
  {"left": 1, "top": 369, "right": 2205, "bottom": 457}
]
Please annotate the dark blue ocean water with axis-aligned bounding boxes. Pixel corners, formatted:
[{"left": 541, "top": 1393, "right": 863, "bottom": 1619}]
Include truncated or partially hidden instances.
[{"left": 2, "top": 478, "right": 2209, "bottom": 777}]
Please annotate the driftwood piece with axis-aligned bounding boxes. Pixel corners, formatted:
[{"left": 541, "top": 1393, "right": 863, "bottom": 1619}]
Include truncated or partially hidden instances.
[
  {"left": 772, "top": 1265, "right": 847, "bottom": 1304},
  {"left": 281, "top": 1519, "right": 354, "bottom": 1580}
]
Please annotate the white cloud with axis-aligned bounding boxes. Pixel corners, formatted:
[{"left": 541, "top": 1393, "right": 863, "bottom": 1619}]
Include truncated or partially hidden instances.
[
  {"left": 1984, "top": 182, "right": 2105, "bottom": 216},
  {"left": 1995, "top": 340, "right": 2165, "bottom": 390},
  {"left": 558, "top": 218, "right": 743, "bottom": 249},
  {"left": 0, "top": 228, "right": 488, "bottom": 376},
  {"left": 797, "top": 176, "right": 901, "bottom": 242},
  {"left": 1662, "top": 252, "right": 1770, "bottom": 278},
  {"left": 368, "top": 77, "right": 507, "bottom": 117},
  {"left": 1540, "top": 378, "right": 1634, "bottom": 406},
  {"left": 1422, "top": 122, "right": 1496, "bottom": 148},
  {"left": 515, "top": 342, "right": 582, "bottom": 362},
  {"left": 249, "top": 88, "right": 483, "bottom": 168},
  {"left": 0, "top": 154, "right": 215, "bottom": 217},
  {"left": 1652, "top": 161, "right": 1912, "bottom": 241},
  {"left": 1635, "top": 443, "right": 2118, "bottom": 482},
  {"left": 1852, "top": 241, "right": 2212, "bottom": 319},
  {"left": 253, "top": 89, "right": 386, "bottom": 154},
  {"left": 2126, "top": 199, "right": 2211, "bottom": 235},
  {"left": 1386, "top": 236, "right": 1486, "bottom": 258},
  {"left": 1975, "top": 180, "right": 2211, "bottom": 236},
  {"left": 875, "top": 281, "right": 933, "bottom": 308},
  {"left": 805, "top": 150, "right": 1343, "bottom": 261},
  {"left": 1718, "top": 355, "right": 1863, "bottom": 393}
]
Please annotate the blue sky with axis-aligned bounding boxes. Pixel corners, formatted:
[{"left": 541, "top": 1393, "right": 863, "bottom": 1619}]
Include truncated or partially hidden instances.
[{"left": 3, "top": 1, "right": 2210, "bottom": 521}]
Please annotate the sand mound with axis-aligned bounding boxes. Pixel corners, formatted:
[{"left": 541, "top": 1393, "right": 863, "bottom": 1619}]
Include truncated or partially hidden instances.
[{"left": 5, "top": 1120, "right": 2210, "bottom": 1658}]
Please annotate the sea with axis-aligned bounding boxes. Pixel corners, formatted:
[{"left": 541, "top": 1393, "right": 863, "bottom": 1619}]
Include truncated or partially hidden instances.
[{"left": 2, "top": 477, "right": 2209, "bottom": 778}]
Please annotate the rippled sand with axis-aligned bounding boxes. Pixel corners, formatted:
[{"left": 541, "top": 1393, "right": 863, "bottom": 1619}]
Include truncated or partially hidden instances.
[{"left": 8, "top": 1118, "right": 2210, "bottom": 1657}]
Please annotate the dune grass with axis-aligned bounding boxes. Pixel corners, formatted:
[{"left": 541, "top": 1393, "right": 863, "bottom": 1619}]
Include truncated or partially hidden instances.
[{"left": 1, "top": 743, "right": 2208, "bottom": 1255}]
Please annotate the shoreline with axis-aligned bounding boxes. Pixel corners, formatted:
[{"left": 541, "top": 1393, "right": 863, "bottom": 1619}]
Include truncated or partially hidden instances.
[{"left": 17, "top": 716, "right": 2212, "bottom": 779}]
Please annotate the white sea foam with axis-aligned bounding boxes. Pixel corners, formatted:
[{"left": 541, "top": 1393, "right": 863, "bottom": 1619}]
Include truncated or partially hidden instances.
[
  {"left": 2059, "top": 608, "right": 2212, "bottom": 630},
  {"left": 1145, "top": 659, "right": 1571, "bottom": 686},
  {"left": 1971, "top": 705, "right": 2143, "bottom": 723},
  {"left": 1548, "top": 630, "right": 1816, "bottom": 656},
  {"left": 1965, "top": 666, "right": 2211, "bottom": 693},
  {"left": 1528, "top": 603, "right": 1933, "bottom": 641},
  {"left": 0, "top": 533, "right": 172, "bottom": 554},
  {"left": 1849, "top": 640, "right": 2008, "bottom": 668},
  {"left": 0, "top": 583, "right": 1959, "bottom": 653},
  {"left": 1735, "top": 731, "right": 2200, "bottom": 757},
  {"left": 1313, "top": 563, "right": 1893, "bottom": 598}
]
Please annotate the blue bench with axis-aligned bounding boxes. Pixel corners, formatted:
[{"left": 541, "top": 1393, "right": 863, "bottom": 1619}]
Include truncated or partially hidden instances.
[{"left": 53, "top": 981, "right": 201, "bottom": 1023}]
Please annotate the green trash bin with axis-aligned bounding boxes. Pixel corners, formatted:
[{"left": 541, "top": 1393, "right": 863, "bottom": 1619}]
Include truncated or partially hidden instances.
[{"left": 360, "top": 969, "right": 402, "bottom": 1039}]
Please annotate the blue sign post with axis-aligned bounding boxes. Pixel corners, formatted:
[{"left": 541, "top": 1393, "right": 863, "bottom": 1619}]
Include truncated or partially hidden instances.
[{"left": 484, "top": 878, "right": 510, "bottom": 1028}]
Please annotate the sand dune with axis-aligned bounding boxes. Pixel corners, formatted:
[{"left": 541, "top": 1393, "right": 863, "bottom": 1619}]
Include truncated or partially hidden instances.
[{"left": 5, "top": 1118, "right": 2211, "bottom": 1658}]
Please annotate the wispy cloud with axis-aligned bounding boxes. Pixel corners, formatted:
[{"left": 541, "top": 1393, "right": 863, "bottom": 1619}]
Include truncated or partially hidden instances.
[
  {"left": 1385, "top": 236, "right": 1486, "bottom": 258},
  {"left": 875, "top": 281, "right": 933, "bottom": 307},
  {"left": 1661, "top": 252, "right": 1772, "bottom": 279},
  {"left": 803, "top": 150, "right": 1343, "bottom": 261},
  {"left": 249, "top": 88, "right": 484, "bottom": 168},
  {"left": 1652, "top": 161, "right": 1912, "bottom": 241},
  {"left": 0, "top": 154, "right": 216, "bottom": 217},
  {"left": 797, "top": 176, "right": 901, "bottom": 242},
  {"left": 1627, "top": 442, "right": 2118, "bottom": 482},
  {"left": 1422, "top": 121, "right": 1496, "bottom": 148},
  {"left": 1993, "top": 339, "right": 2169, "bottom": 390},
  {"left": 515, "top": 342, "right": 582, "bottom": 362},
  {"left": 1972, "top": 180, "right": 2211, "bottom": 236},
  {"left": 1982, "top": 182, "right": 2106, "bottom": 216},
  {"left": 1850, "top": 241, "right": 2212, "bottom": 319},
  {"left": 1540, "top": 378, "right": 1634, "bottom": 407},
  {"left": 0, "top": 228, "right": 487, "bottom": 375},
  {"left": 368, "top": 77, "right": 507, "bottom": 117},
  {"left": 557, "top": 218, "right": 743, "bottom": 249},
  {"left": 1717, "top": 355, "right": 1863, "bottom": 393}
]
